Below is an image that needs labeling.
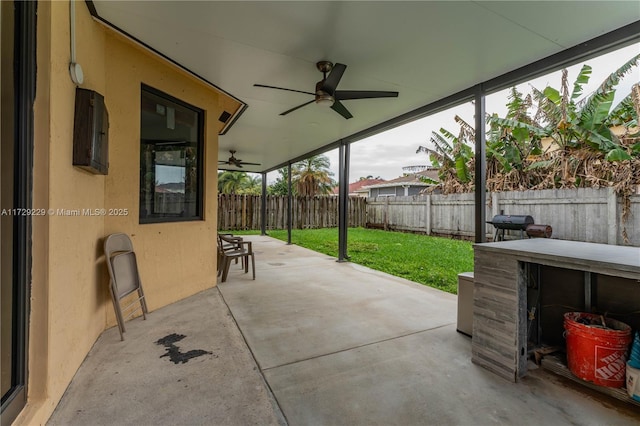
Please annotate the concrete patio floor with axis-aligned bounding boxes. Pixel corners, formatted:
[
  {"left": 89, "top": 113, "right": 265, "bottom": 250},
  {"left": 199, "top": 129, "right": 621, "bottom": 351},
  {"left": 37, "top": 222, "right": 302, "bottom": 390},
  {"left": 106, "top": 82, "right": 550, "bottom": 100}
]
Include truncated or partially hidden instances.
[{"left": 48, "top": 235, "right": 640, "bottom": 425}]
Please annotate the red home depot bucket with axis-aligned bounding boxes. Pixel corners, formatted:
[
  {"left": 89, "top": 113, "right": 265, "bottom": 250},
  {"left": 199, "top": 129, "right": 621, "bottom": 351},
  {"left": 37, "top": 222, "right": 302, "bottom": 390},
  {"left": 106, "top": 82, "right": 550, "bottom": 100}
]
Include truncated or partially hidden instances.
[{"left": 564, "top": 312, "right": 632, "bottom": 388}]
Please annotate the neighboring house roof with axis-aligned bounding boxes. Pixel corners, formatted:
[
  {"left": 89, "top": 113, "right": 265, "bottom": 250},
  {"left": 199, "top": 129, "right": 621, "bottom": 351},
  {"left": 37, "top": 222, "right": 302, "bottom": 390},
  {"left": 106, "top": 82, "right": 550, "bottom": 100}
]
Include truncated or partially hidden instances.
[
  {"left": 156, "top": 182, "right": 185, "bottom": 193},
  {"left": 332, "top": 178, "right": 386, "bottom": 195},
  {"left": 363, "top": 169, "right": 439, "bottom": 190}
]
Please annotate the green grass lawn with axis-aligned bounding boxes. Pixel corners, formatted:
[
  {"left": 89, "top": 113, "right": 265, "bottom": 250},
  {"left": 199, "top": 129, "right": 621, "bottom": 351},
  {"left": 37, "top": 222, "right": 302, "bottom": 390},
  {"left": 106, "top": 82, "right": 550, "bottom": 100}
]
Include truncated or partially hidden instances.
[{"left": 225, "top": 228, "right": 473, "bottom": 294}]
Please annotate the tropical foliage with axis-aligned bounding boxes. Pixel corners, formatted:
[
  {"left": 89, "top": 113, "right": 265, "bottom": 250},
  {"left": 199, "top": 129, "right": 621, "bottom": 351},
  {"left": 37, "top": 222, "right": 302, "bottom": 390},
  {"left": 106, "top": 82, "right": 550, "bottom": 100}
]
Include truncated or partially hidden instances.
[
  {"left": 416, "top": 116, "right": 475, "bottom": 193},
  {"left": 417, "top": 55, "right": 640, "bottom": 241},
  {"left": 358, "top": 175, "right": 382, "bottom": 181},
  {"left": 292, "top": 155, "right": 336, "bottom": 196},
  {"left": 268, "top": 155, "right": 336, "bottom": 196},
  {"left": 217, "top": 171, "right": 261, "bottom": 195},
  {"left": 267, "top": 168, "right": 290, "bottom": 195}
]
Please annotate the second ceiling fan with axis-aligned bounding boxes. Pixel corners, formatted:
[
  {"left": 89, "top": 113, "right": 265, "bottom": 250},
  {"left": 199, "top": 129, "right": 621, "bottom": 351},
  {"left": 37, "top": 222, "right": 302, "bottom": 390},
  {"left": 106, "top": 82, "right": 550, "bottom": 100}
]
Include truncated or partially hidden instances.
[
  {"left": 254, "top": 61, "right": 398, "bottom": 120},
  {"left": 219, "top": 150, "right": 261, "bottom": 168}
]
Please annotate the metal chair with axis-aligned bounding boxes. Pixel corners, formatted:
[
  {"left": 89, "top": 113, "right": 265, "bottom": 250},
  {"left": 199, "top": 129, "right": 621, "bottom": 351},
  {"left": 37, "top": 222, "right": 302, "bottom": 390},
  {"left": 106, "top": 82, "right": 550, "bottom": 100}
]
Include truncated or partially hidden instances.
[
  {"left": 104, "top": 233, "right": 149, "bottom": 340},
  {"left": 217, "top": 233, "right": 255, "bottom": 282}
]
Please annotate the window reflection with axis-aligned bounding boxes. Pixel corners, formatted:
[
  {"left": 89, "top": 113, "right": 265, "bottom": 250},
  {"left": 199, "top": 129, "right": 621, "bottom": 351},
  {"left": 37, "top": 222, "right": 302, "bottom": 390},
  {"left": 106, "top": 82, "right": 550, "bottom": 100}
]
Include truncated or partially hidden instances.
[{"left": 139, "top": 87, "right": 203, "bottom": 223}]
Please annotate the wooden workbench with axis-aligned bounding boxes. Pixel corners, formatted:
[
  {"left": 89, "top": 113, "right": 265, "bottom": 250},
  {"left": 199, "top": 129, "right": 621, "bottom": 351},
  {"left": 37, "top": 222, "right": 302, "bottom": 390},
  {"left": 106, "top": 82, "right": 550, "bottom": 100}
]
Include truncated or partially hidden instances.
[{"left": 472, "top": 239, "right": 640, "bottom": 382}]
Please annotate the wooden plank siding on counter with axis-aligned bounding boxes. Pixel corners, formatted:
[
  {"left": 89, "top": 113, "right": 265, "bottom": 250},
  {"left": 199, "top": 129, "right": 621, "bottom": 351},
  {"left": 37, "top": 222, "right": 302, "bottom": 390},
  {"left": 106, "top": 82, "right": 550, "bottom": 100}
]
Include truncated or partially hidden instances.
[
  {"left": 472, "top": 249, "right": 524, "bottom": 381},
  {"left": 472, "top": 239, "right": 640, "bottom": 382}
]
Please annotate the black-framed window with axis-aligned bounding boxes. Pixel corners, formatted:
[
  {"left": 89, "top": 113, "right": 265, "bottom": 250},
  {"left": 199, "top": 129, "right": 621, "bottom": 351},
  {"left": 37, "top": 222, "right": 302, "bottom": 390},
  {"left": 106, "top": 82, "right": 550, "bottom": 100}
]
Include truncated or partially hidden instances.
[{"left": 139, "top": 85, "right": 204, "bottom": 223}]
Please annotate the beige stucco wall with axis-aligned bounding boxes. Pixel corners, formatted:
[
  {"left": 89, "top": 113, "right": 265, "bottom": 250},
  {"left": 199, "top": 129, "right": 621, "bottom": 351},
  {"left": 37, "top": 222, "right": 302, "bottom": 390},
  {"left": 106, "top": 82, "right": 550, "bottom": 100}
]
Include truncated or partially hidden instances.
[
  {"left": 16, "top": 1, "right": 222, "bottom": 424},
  {"left": 103, "top": 30, "right": 220, "bottom": 311}
]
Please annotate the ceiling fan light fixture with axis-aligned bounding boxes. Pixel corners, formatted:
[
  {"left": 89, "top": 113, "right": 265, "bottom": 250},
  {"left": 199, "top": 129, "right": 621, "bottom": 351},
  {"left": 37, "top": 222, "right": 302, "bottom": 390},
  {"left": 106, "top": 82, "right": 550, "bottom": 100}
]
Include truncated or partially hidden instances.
[
  {"left": 257, "top": 61, "right": 396, "bottom": 119},
  {"left": 315, "top": 93, "right": 335, "bottom": 107}
]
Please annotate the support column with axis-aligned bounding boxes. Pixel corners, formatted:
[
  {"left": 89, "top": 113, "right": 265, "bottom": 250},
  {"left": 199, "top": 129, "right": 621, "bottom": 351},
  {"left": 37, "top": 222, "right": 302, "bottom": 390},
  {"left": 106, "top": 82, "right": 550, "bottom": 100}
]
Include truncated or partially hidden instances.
[
  {"left": 474, "top": 84, "right": 487, "bottom": 243},
  {"left": 287, "top": 162, "right": 292, "bottom": 245},
  {"left": 338, "top": 141, "right": 350, "bottom": 262},
  {"left": 260, "top": 172, "right": 267, "bottom": 236}
]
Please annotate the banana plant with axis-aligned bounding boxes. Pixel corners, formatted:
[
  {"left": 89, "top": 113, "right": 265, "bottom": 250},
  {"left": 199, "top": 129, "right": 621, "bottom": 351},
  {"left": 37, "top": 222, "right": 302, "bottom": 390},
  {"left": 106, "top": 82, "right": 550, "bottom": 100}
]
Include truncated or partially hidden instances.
[
  {"left": 605, "top": 90, "right": 640, "bottom": 159},
  {"left": 608, "top": 93, "right": 637, "bottom": 127},
  {"left": 417, "top": 116, "right": 474, "bottom": 184},
  {"left": 420, "top": 56, "right": 639, "bottom": 195},
  {"left": 487, "top": 88, "right": 545, "bottom": 172},
  {"left": 532, "top": 54, "right": 639, "bottom": 160}
]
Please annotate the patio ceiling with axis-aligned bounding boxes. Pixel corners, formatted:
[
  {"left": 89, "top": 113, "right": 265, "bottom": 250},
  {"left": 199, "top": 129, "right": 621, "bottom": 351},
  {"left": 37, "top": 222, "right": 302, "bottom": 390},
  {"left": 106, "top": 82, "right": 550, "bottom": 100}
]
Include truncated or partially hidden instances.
[{"left": 89, "top": 1, "right": 640, "bottom": 174}]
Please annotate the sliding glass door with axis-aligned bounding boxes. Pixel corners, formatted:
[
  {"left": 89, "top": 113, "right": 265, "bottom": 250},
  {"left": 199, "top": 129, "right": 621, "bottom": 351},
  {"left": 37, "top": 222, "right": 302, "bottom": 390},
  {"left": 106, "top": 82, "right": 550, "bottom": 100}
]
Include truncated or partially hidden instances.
[{"left": 1, "top": 1, "right": 36, "bottom": 424}]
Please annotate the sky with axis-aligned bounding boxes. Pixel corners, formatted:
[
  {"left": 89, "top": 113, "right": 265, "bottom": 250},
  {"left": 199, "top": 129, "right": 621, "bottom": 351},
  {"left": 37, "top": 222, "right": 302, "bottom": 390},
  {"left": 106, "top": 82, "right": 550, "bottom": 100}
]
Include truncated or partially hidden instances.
[{"left": 259, "top": 42, "right": 639, "bottom": 184}]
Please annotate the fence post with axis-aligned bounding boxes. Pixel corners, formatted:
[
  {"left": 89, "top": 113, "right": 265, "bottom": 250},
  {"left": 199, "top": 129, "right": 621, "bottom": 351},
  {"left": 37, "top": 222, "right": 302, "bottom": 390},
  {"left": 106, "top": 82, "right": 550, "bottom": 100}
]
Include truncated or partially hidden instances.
[
  {"left": 242, "top": 195, "right": 246, "bottom": 229},
  {"left": 491, "top": 192, "right": 499, "bottom": 218},
  {"left": 384, "top": 197, "right": 389, "bottom": 231},
  {"left": 607, "top": 187, "right": 618, "bottom": 245},
  {"left": 491, "top": 192, "right": 500, "bottom": 240},
  {"left": 425, "top": 194, "right": 431, "bottom": 235}
]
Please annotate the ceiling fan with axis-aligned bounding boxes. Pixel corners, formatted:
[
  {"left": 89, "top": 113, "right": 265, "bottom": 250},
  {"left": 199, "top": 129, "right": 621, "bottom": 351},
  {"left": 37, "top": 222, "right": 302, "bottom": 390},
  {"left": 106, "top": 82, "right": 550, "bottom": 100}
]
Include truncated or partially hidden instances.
[
  {"left": 219, "top": 150, "right": 261, "bottom": 168},
  {"left": 254, "top": 61, "right": 398, "bottom": 119}
]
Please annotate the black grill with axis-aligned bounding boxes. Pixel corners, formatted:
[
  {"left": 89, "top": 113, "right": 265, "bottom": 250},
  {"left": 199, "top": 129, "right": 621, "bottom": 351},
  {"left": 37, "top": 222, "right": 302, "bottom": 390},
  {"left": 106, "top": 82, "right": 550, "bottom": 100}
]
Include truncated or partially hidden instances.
[
  {"left": 487, "top": 214, "right": 552, "bottom": 241},
  {"left": 487, "top": 214, "right": 534, "bottom": 230}
]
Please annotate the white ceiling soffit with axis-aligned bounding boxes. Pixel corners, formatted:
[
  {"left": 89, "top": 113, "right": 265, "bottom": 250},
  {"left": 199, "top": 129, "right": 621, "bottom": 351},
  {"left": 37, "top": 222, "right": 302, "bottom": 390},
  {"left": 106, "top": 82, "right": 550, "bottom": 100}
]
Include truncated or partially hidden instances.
[{"left": 89, "top": 1, "right": 640, "bottom": 174}]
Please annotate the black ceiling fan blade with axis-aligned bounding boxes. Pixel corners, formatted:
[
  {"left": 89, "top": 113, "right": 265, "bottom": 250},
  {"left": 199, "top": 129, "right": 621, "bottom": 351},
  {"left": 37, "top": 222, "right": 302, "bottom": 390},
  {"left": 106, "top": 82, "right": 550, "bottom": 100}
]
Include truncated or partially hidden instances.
[
  {"left": 321, "top": 63, "right": 346, "bottom": 94},
  {"left": 239, "top": 162, "right": 261, "bottom": 166},
  {"left": 254, "top": 84, "right": 315, "bottom": 96},
  {"left": 280, "top": 99, "right": 315, "bottom": 116},
  {"left": 335, "top": 90, "right": 399, "bottom": 100},
  {"left": 331, "top": 100, "right": 353, "bottom": 120}
]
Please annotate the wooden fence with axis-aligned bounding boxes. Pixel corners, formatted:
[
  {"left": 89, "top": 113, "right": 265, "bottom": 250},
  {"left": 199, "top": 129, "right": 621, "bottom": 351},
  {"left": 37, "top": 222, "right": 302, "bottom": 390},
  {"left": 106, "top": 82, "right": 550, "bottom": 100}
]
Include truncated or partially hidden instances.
[
  {"left": 218, "top": 189, "right": 639, "bottom": 246},
  {"left": 218, "top": 194, "right": 367, "bottom": 230},
  {"left": 366, "top": 187, "right": 640, "bottom": 246}
]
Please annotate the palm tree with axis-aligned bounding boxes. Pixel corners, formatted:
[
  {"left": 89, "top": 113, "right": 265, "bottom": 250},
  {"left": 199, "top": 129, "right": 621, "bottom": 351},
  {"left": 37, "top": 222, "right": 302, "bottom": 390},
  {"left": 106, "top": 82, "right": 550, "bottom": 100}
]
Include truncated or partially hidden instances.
[
  {"left": 292, "top": 155, "right": 335, "bottom": 196},
  {"left": 267, "top": 159, "right": 335, "bottom": 196},
  {"left": 291, "top": 155, "right": 335, "bottom": 196},
  {"left": 218, "top": 171, "right": 250, "bottom": 194},
  {"left": 239, "top": 174, "right": 262, "bottom": 195},
  {"left": 268, "top": 168, "right": 291, "bottom": 195}
]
